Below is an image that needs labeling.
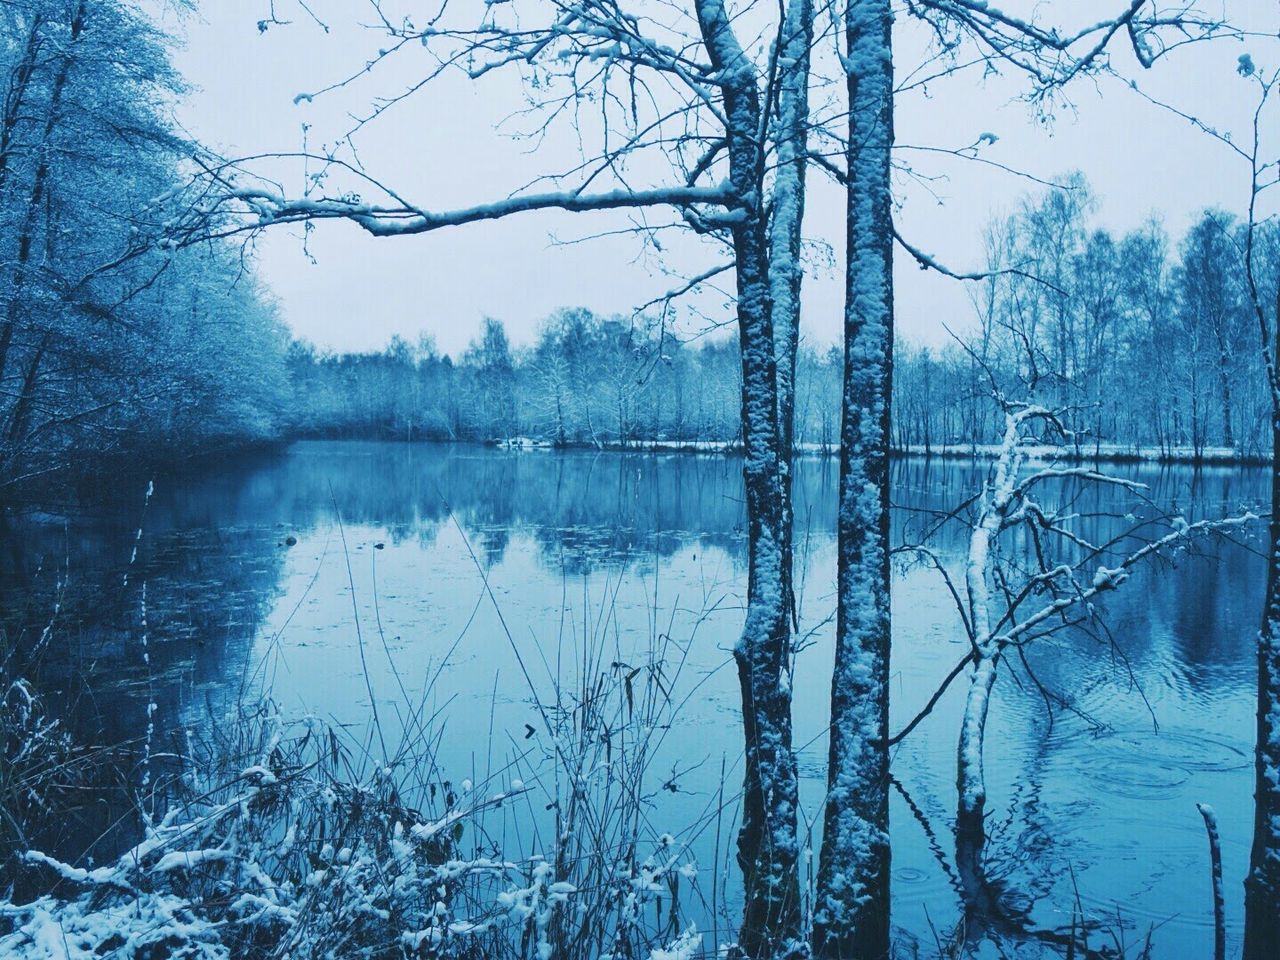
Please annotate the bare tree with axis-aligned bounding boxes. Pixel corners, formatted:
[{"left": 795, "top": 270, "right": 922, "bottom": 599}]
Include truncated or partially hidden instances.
[
  {"left": 0, "top": 0, "right": 288, "bottom": 489},
  {"left": 879, "top": 384, "right": 1256, "bottom": 956},
  {"left": 176, "top": 1, "right": 823, "bottom": 953}
]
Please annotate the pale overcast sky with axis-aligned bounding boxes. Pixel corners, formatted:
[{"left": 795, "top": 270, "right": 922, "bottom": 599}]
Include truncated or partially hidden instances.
[{"left": 160, "top": 1, "right": 1276, "bottom": 357}]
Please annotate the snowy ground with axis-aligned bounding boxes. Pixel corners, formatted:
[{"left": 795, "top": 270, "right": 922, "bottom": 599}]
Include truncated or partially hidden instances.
[{"left": 497, "top": 436, "right": 1263, "bottom": 464}]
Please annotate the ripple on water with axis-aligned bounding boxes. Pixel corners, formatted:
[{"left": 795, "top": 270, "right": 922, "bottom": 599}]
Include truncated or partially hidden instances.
[
  {"left": 1047, "top": 728, "right": 1249, "bottom": 802},
  {"left": 795, "top": 748, "right": 826, "bottom": 782},
  {"left": 984, "top": 723, "right": 1254, "bottom": 946},
  {"left": 893, "top": 866, "right": 930, "bottom": 885},
  {"left": 889, "top": 861, "right": 963, "bottom": 926}
]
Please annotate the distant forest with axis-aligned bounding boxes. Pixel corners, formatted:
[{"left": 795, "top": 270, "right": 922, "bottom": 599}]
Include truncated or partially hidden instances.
[{"left": 286, "top": 183, "right": 1280, "bottom": 459}]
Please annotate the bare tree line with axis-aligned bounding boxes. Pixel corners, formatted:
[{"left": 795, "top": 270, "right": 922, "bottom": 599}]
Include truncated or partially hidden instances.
[
  {"left": 896, "top": 180, "right": 1280, "bottom": 461},
  {"left": 284, "top": 181, "right": 1280, "bottom": 465},
  {"left": 285, "top": 311, "right": 836, "bottom": 449}
]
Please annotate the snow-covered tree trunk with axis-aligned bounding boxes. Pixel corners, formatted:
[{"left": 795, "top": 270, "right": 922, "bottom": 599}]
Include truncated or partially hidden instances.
[
  {"left": 729, "top": 144, "right": 805, "bottom": 960},
  {"left": 813, "top": 2, "right": 894, "bottom": 956},
  {"left": 1244, "top": 279, "right": 1280, "bottom": 958},
  {"left": 956, "top": 414, "right": 1021, "bottom": 838},
  {"left": 770, "top": 0, "right": 813, "bottom": 635},
  {"left": 695, "top": 2, "right": 804, "bottom": 955}
]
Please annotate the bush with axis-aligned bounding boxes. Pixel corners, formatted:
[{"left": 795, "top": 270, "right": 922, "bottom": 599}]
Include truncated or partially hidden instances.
[{"left": 0, "top": 637, "right": 705, "bottom": 960}]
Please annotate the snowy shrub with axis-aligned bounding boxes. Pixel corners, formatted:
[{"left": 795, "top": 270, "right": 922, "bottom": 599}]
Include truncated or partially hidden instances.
[
  {"left": 0, "top": 678, "right": 85, "bottom": 872},
  {"left": 1, "top": 642, "right": 704, "bottom": 960}
]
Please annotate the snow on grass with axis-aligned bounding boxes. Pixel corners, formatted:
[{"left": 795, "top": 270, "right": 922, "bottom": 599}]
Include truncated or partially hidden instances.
[{"left": 1, "top": 654, "right": 703, "bottom": 960}]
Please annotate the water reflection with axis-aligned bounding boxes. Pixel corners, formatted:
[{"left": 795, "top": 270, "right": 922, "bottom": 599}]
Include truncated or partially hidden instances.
[
  {"left": 0, "top": 479, "right": 286, "bottom": 868},
  {"left": 0, "top": 442, "right": 1265, "bottom": 958}
]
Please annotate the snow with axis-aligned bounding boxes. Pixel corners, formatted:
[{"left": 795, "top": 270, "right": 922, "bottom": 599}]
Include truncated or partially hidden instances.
[
  {"left": 955, "top": 412, "right": 1018, "bottom": 826},
  {"left": 0, "top": 699, "right": 711, "bottom": 960},
  {"left": 227, "top": 183, "right": 737, "bottom": 237},
  {"left": 900, "top": 442, "right": 1260, "bottom": 466},
  {"left": 0, "top": 893, "right": 229, "bottom": 960},
  {"left": 649, "top": 926, "right": 702, "bottom": 960},
  {"left": 1092, "top": 565, "right": 1127, "bottom": 590},
  {"left": 240, "top": 764, "right": 278, "bottom": 785}
]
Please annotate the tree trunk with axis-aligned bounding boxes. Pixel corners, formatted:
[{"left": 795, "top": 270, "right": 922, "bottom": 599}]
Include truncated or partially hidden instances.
[
  {"left": 813, "top": 2, "right": 894, "bottom": 956},
  {"left": 0, "top": 10, "right": 46, "bottom": 198},
  {"left": 1243, "top": 281, "right": 1280, "bottom": 959},
  {"left": 956, "top": 415, "right": 1020, "bottom": 840},
  {"left": 4, "top": 332, "right": 50, "bottom": 457},
  {"left": 695, "top": 2, "right": 804, "bottom": 955},
  {"left": 731, "top": 171, "right": 804, "bottom": 960},
  {"left": 1219, "top": 361, "right": 1234, "bottom": 449},
  {"left": 769, "top": 0, "right": 812, "bottom": 638},
  {"left": 957, "top": 654, "right": 997, "bottom": 832}
]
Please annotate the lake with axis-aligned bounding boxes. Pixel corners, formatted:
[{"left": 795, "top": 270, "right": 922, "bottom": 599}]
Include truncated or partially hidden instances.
[{"left": 0, "top": 441, "right": 1265, "bottom": 958}]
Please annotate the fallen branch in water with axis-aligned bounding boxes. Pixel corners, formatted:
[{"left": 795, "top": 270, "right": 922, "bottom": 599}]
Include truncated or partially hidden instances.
[{"left": 1197, "top": 802, "right": 1226, "bottom": 960}]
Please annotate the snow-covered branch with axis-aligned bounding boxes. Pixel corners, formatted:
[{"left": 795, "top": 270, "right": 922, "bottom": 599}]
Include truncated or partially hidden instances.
[
  {"left": 216, "top": 183, "right": 741, "bottom": 237},
  {"left": 884, "top": 395, "right": 1260, "bottom": 842},
  {"left": 905, "top": 0, "right": 1236, "bottom": 91}
]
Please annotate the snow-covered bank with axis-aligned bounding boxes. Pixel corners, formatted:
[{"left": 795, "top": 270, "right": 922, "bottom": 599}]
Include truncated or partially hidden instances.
[
  {"left": 2, "top": 733, "right": 700, "bottom": 960},
  {"left": 897, "top": 443, "right": 1265, "bottom": 466},
  {"left": 496, "top": 436, "right": 763, "bottom": 454},
  {"left": 495, "top": 437, "right": 1266, "bottom": 465},
  {"left": 1, "top": 655, "right": 704, "bottom": 960}
]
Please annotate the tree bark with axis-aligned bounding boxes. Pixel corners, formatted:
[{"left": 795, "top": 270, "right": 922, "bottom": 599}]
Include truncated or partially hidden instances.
[
  {"left": 813, "top": 2, "right": 894, "bottom": 956},
  {"left": 695, "top": 2, "right": 805, "bottom": 955},
  {"left": 1218, "top": 360, "right": 1234, "bottom": 449},
  {"left": 1243, "top": 280, "right": 1280, "bottom": 959},
  {"left": 955, "top": 415, "right": 1020, "bottom": 839},
  {"left": 770, "top": 0, "right": 813, "bottom": 638}
]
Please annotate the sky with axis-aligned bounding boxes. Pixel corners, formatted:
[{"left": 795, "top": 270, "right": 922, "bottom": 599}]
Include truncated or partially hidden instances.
[{"left": 159, "top": 1, "right": 1277, "bottom": 357}]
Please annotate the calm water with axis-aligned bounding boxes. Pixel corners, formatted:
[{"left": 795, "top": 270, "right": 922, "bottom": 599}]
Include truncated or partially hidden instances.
[{"left": 0, "top": 442, "right": 1266, "bottom": 958}]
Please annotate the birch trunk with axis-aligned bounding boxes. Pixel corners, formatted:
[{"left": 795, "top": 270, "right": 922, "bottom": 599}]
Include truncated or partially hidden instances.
[{"left": 813, "top": 2, "right": 894, "bottom": 956}]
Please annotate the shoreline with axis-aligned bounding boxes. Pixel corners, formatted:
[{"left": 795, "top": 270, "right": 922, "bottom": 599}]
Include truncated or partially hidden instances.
[
  {"left": 4, "top": 436, "right": 1264, "bottom": 509},
  {"left": 488, "top": 436, "right": 1267, "bottom": 466}
]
